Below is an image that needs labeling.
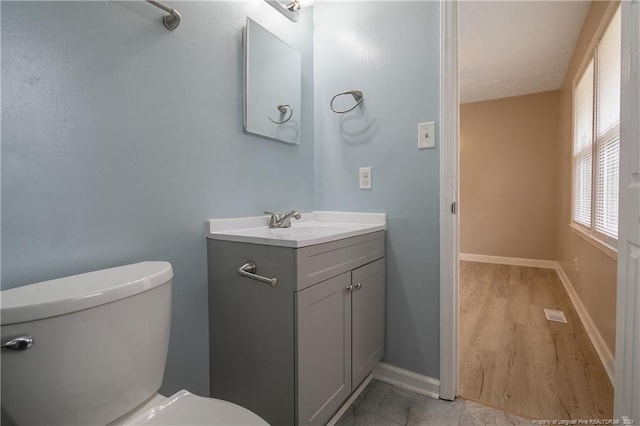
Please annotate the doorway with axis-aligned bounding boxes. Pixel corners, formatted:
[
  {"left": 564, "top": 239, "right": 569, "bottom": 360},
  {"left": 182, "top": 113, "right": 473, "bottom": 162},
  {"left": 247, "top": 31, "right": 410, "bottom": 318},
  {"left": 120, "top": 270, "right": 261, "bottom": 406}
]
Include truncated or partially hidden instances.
[{"left": 439, "top": 0, "right": 639, "bottom": 422}]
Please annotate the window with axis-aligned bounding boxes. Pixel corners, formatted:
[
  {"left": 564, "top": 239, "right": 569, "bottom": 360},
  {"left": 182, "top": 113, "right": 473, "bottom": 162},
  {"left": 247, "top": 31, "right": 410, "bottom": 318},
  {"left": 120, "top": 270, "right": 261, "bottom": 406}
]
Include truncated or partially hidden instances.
[{"left": 572, "top": 7, "right": 621, "bottom": 247}]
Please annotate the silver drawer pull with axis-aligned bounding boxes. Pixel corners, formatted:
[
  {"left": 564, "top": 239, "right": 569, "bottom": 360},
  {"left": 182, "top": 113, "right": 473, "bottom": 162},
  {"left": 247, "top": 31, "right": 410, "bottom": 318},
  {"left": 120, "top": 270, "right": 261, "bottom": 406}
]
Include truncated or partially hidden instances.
[
  {"left": 1, "top": 335, "right": 33, "bottom": 351},
  {"left": 355, "top": 282, "right": 362, "bottom": 290},
  {"left": 346, "top": 284, "right": 353, "bottom": 292},
  {"left": 238, "top": 261, "right": 278, "bottom": 288}
]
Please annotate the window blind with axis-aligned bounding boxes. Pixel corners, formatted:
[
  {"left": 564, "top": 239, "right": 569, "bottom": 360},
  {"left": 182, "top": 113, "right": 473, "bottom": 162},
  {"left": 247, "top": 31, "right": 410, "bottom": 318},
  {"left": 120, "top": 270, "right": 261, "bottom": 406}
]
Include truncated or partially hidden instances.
[
  {"left": 594, "top": 7, "right": 621, "bottom": 240},
  {"left": 573, "top": 60, "right": 594, "bottom": 228}
]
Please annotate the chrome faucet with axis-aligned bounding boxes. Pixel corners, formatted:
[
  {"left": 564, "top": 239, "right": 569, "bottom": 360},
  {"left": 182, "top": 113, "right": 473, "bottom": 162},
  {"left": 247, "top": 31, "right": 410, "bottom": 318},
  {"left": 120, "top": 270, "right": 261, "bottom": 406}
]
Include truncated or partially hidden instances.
[{"left": 264, "top": 210, "right": 301, "bottom": 228}]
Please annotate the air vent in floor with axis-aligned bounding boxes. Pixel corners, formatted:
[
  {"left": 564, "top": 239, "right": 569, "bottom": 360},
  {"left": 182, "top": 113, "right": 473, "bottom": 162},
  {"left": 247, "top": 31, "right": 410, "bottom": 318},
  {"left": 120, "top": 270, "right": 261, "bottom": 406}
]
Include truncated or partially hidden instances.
[{"left": 544, "top": 308, "right": 568, "bottom": 323}]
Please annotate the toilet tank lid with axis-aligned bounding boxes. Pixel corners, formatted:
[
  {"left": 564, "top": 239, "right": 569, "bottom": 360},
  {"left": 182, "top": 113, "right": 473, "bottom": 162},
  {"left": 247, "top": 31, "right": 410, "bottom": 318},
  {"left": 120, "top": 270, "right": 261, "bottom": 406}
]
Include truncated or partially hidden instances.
[{"left": 1, "top": 262, "right": 173, "bottom": 325}]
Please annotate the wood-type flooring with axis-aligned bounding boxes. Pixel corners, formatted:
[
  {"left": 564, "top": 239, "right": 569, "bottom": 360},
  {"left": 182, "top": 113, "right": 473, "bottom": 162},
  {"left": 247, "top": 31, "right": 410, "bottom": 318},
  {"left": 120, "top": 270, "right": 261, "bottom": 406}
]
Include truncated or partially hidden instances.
[{"left": 459, "top": 261, "right": 613, "bottom": 421}]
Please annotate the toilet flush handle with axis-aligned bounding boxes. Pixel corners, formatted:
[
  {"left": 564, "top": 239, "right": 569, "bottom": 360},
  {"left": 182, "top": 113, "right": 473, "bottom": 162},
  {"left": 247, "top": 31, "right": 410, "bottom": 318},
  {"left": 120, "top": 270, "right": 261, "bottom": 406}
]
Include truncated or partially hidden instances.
[{"left": 1, "top": 335, "right": 33, "bottom": 351}]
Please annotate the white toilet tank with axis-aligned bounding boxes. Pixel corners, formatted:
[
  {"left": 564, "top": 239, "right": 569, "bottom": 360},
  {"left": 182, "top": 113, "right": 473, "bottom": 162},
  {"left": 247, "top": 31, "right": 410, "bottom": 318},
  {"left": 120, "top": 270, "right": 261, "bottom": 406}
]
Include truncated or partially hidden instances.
[{"left": 0, "top": 262, "right": 173, "bottom": 426}]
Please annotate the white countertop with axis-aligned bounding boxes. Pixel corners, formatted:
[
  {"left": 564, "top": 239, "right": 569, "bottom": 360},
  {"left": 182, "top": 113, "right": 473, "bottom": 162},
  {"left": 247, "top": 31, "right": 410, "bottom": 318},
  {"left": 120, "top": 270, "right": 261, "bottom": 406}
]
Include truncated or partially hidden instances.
[{"left": 206, "top": 211, "right": 387, "bottom": 248}]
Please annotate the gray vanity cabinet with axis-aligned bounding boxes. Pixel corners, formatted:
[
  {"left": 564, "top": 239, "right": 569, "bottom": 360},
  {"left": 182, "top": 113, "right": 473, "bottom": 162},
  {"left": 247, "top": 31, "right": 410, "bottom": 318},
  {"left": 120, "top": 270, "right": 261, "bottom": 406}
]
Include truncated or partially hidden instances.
[
  {"left": 297, "top": 258, "right": 386, "bottom": 425},
  {"left": 297, "top": 272, "right": 352, "bottom": 425},
  {"left": 207, "top": 231, "right": 385, "bottom": 426},
  {"left": 352, "top": 258, "right": 386, "bottom": 388}
]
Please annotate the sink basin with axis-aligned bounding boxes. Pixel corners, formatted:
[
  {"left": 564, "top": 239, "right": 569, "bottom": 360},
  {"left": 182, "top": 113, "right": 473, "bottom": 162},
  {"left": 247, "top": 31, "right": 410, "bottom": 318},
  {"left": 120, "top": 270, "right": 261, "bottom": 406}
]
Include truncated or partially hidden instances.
[{"left": 206, "top": 211, "right": 386, "bottom": 248}]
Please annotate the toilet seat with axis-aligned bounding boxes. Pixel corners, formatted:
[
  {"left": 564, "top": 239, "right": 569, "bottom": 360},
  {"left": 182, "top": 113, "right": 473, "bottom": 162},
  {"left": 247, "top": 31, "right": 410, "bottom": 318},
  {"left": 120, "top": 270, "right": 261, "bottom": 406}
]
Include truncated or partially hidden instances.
[{"left": 123, "top": 390, "right": 268, "bottom": 425}]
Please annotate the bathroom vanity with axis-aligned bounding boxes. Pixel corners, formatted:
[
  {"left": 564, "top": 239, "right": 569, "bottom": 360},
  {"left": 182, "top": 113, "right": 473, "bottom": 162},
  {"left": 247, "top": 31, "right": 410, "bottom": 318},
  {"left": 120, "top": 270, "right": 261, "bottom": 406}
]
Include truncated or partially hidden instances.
[{"left": 206, "top": 212, "right": 386, "bottom": 425}]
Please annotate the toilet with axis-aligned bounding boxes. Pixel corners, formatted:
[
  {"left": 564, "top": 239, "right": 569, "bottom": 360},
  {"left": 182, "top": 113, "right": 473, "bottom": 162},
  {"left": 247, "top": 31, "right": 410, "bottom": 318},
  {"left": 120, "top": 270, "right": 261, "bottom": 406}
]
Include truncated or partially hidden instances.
[{"left": 0, "top": 262, "right": 268, "bottom": 426}]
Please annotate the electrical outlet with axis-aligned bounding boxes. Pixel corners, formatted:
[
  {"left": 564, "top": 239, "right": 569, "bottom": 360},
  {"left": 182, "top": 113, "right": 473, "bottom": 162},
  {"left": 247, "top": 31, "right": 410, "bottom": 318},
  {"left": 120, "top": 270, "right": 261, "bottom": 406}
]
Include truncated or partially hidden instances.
[
  {"left": 359, "top": 167, "right": 371, "bottom": 189},
  {"left": 418, "top": 121, "right": 436, "bottom": 149}
]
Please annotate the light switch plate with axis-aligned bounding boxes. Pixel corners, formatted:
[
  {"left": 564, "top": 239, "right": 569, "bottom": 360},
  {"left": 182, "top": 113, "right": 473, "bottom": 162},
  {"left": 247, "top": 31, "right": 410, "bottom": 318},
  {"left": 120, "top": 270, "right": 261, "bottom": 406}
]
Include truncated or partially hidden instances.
[
  {"left": 418, "top": 121, "right": 436, "bottom": 149},
  {"left": 359, "top": 167, "right": 371, "bottom": 189}
]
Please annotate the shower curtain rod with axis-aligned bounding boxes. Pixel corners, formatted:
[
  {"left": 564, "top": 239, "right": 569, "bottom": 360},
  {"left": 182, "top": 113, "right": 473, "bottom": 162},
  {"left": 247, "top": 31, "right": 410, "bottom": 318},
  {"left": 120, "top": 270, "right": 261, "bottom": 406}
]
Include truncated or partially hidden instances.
[{"left": 146, "top": 0, "right": 181, "bottom": 31}]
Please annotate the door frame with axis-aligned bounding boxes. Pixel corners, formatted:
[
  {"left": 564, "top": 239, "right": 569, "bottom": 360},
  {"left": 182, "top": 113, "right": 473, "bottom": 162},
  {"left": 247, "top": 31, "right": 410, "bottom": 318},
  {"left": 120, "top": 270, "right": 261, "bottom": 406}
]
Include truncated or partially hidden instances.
[
  {"left": 438, "top": 0, "right": 459, "bottom": 401},
  {"left": 614, "top": 0, "right": 640, "bottom": 421}
]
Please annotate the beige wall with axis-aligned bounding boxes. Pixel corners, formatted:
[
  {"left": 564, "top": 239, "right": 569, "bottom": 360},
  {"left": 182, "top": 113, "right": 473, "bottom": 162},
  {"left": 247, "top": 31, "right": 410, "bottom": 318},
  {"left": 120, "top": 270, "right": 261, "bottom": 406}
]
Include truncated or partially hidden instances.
[
  {"left": 460, "top": 91, "right": 560, "bottom": 260},
  {"left": 556, "top": 1, "right": 619, "bottom": 356},
  {"left": 460, "top": 0, "right": 618, "bottom": 369}
]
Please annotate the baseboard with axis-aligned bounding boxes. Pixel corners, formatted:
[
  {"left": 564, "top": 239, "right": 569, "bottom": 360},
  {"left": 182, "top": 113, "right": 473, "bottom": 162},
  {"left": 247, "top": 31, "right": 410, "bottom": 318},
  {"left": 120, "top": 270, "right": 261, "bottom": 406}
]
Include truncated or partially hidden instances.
[
  {"left": 554, "top": 264, "right": 615, "bottom": 384},
  {"left": 459, "top": 253, "right": 557, "bottom": 269},
  {"left": 372, "top": 362, "right": 440, "bottom": 400}
]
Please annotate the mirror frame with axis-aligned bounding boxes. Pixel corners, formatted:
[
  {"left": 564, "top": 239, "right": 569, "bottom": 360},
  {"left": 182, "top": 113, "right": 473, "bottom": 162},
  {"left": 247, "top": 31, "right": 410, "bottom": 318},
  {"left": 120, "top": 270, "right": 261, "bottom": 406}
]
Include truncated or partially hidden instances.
[{"left": 243, "top": 17, "right": 302, "bottom": 145}]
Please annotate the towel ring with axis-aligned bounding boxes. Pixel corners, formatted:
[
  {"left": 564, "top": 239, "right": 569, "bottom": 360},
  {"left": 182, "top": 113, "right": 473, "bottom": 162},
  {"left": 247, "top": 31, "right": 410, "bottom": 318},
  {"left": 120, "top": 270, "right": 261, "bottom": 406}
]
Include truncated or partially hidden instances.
[
  {"left": 268, "top": 104, "right": 293, "bottom": 124},
  {"left": 330, "top": 90, "right": 364, "bottom": 113}
]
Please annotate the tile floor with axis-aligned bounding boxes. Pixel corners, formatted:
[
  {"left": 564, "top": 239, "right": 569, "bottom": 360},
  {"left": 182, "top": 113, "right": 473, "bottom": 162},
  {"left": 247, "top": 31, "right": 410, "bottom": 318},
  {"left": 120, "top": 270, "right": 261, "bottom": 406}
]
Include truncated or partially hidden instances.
[{"left": 336, "top": 380, "right": 532, "bottom": 426}]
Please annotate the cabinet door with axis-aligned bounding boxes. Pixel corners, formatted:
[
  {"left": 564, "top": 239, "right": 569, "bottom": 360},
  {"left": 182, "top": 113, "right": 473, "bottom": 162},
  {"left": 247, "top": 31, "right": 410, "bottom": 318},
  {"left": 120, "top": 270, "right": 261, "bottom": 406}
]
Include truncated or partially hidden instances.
[
  {"left": 297, "top": 272, "right": 352, "bottom": 425},
  {"left": 352, "top": 258, "right": 386, "bottom": 388}
]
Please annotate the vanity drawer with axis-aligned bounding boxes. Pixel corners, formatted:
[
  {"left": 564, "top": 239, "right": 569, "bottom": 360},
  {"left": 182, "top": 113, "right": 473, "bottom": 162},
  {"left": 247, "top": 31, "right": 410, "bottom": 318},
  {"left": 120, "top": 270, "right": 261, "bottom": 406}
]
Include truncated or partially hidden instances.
[{"left": 294, "top": 231, "right": 385, "bottom": 291}]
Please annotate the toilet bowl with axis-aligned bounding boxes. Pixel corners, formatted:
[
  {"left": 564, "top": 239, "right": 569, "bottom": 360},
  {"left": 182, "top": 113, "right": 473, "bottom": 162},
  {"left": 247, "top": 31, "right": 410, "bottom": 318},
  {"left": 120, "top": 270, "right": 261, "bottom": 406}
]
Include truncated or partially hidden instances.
[
  {"left": 0, "top": 262, "right": 268, "bottom": 426},
  {"left": 113, "top": 390, "right": 266, "bottom": 425}
]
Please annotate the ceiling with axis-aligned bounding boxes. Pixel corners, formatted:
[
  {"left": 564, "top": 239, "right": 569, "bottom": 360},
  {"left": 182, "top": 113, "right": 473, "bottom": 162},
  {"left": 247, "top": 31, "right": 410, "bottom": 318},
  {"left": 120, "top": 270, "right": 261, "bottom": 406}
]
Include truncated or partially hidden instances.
[{"left": 459, "top": 1, "right": 592, "bottom": 104}]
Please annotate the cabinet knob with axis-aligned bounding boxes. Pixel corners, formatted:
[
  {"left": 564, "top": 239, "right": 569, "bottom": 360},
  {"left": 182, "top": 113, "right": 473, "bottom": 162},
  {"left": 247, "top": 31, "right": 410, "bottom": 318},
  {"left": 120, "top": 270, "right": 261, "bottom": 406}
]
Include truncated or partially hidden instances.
[
  {"left": 355, "top": 282, "right": 362, "bottom": 290},
  {"left": 346, "top": 284, "right": 353, "bottom": 292}
]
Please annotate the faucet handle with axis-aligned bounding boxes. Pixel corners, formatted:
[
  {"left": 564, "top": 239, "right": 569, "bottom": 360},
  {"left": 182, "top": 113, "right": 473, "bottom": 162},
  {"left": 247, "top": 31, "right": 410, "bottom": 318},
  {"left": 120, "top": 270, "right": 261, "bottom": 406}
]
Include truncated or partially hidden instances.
[
  {"left": 283, "top": 210, "right": 302, "bottom": 219},
  {"left": 264, "top": 211, "right": 279, "bottom": 227}
]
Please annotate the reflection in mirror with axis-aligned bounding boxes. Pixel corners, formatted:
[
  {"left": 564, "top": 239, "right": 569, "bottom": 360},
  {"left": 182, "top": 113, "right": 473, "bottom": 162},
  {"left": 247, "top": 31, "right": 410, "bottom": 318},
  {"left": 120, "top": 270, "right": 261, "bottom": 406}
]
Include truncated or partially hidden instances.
[{"left": 243, "top": 18, "right": 302, "bottom": 144}]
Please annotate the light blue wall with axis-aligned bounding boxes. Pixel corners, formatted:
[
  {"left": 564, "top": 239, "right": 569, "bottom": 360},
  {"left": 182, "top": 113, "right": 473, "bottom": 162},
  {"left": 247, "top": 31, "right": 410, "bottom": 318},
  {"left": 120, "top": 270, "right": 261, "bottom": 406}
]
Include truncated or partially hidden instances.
[
  {"left": 1, "top": 1, "right": 314, "bottom": 395},
  {"left": 3, "top": 0, "right": 443, "bottom": 394},
  {"left": 314, "top": 2, "right": 441, "bottom": 378}
]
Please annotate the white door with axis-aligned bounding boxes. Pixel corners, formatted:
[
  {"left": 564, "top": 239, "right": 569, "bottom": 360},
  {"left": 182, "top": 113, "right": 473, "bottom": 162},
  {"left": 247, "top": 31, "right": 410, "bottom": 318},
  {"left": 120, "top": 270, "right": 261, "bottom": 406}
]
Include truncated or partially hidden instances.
[{"left": 614, "top": 0, "right": 640, "bottom": 422}]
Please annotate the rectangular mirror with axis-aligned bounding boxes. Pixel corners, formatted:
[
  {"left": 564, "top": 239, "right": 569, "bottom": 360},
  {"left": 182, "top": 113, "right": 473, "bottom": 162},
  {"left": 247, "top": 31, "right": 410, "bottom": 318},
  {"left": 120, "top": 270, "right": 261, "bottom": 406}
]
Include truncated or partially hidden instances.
[{"left": 243, "top": 18, "right": 302, "bottom": 144}]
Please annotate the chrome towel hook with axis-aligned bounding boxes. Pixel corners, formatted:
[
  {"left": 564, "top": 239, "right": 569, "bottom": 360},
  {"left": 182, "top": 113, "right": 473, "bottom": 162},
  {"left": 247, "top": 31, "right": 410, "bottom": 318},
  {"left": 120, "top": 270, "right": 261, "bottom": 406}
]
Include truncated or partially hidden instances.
[
  {"left": 268, "top": 104, "right": 294, "bottom": 124},
  {"left": 330, "top": 90, "right": 364, "bottom": 113}
]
